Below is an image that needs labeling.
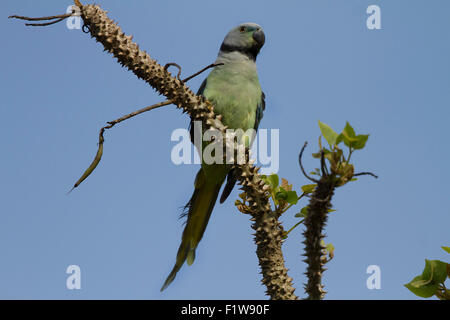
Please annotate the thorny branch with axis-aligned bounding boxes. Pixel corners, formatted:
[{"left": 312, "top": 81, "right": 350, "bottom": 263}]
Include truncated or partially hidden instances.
[
  {"left": 299, "top": 144, "right": 334, "bottom": 300},
  {"left": 299, "top": 142, "right": 377, "bottom": 299},
  {"left": 11, "top": 1, "right": 297, "bottom": 299}
]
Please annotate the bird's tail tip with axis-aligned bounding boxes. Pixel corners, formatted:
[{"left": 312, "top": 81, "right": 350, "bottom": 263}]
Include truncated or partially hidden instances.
[
  {"left": 160, "top": 248, "right": 196, "bottom": 291},
  {"left": 186, "top": 248, "right": 196, "bottom": 266},
  {"left": 160, "top": 270, "right": 176, "bottom": 292}
]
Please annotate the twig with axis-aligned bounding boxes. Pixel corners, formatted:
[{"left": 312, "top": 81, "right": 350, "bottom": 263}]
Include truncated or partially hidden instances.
[
  {"left": 354, "top": 171, "right": 378, "bottom": 179},
  {"left": 25, "top": 17, "right": 69, "bottom": 27},
  {"left": 182, "top": 63, "right": 223, "bottom": 82},
  {"left": 106, "top": 100, "right": 172, "bottom": 128},
  {"left": 320, "top": 149, "right": 328, "bottom": 177},
  {"left": 69, "top": 60, "right": 219, "bottom": 192},
  {"left": 8, "top": 13, "right": 75, "bottom": 21},
  {"left": 299, "top": 142, "right": 319, "bottom": 183},
  {"left": 105, "top": 61, "right": 218, "bottom": 128},
  {"left": 9, "top": 12, "right": 76, "bottom": 27},
  {"left": 284, "top": 219, "right": 304, "bottom": 237},
  {"left": 164, "top": 63, "right": 182, "bottom": 81},
  {"left": 68, "top": 99, "right": 172, "bottom": 193}
]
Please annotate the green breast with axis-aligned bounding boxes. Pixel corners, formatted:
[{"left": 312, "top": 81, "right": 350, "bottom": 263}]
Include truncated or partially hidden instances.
[
  {"left": 199, "top": 63, "right": 262, "bottom": 182},
  {"left": 203, "top": 64, "right": 262, "bottom": 132}
]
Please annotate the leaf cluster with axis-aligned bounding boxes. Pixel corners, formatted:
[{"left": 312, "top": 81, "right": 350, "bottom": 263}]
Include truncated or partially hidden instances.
[
  {"left": 405, "top": 246, "right": 450, "bottom": 300},
  {"left": 313, "top": 121, "right": 369, "bottom": 186}
]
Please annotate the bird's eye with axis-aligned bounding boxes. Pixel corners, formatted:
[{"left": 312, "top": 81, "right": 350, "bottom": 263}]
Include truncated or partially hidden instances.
[{"left": 239, "top": 26, "right": 246, "bottom": 33}]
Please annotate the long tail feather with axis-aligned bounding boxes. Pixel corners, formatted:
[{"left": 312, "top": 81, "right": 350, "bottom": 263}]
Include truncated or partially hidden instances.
[{"left": 161, "top": 169, "right": 222, "bottom": 291}]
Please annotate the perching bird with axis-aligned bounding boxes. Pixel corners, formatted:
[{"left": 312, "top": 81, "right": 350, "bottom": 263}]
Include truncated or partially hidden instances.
[{"left": 161, "top": 22, "right": 265, "bottom": 291}]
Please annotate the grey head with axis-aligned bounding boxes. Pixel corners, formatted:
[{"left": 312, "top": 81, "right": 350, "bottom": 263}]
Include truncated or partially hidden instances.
[{"left": 219, "top": 22, "right": 265, "bottom": 61}]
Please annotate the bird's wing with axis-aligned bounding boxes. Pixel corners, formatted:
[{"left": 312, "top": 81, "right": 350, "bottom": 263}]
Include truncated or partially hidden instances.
[
  {"left": 219, "top": 90, "right": 265, "bottom": 203},
  {"left": 254, "top": 91, "right": 265, "bottom": 132}
]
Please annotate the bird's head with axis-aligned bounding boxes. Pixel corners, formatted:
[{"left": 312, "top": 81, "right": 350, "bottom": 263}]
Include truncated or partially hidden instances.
[{"left": 220, "top": 23, "right": 265, "bottom": 61}]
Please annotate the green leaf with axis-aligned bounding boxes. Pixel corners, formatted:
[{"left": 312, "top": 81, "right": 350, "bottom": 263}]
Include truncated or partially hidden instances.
[
  {"left": 405, "top": 276, "right": 438, "bottom": 298},
  {"left": 341, "top": 122, "right": 358, "bottom": 148},
  {"left": 286, "top": 191, "right": 299, "bottom": 205},
  {"left": 421, "top": 259, "right": 433, "bottom": 282},
  {"left": 275, "top": 189, "right": 287, "bottom": 201},
  {"left": 442, "top": 246, "right": 450, "bottom": 254},
  {"left": 340, "top": 122, "right": 370, "bottom": 150},
  {"left": 429, "top": 260, "right": 448, "bottom": 283},
  {"left": 262, "top": 174, "right": 279, "bottom": 190},
  {"left": 343, "top": 122, "right": 356, "bottom": 138},
  {"left": 405, "top": 259, "right": 449, "bottom": 299},
  {"left": 318, "top": 120, "right": 338, "bottom": 147},
  {"left": 353, "top": 134, "right": 369, "bottom": 150},
  {"left": 313, "top": 148, "right": 332, "bottom": 159},
  {"left": 410, "top": 279, "right": 432, "bottom": 288},
  {"left": 295, "top": 206, "right": 309, "bottom": 218},
  {"left": 341, "top": 131, "right": 358, "bottom": 147},
  {"left": 325, "top": 242, "right": 335, "bottom": 255},
  {"left": 301, "top": 184, "right": 317, "bottom": 194},
  {"left": 336, "top": 133, "right": 344, "bottom": 145},
  {"left": 328, "top": 208, "right": 336, "bottom": 213},
  {"left": 419, "top": 259, "right": 447, "bottom": 284}
]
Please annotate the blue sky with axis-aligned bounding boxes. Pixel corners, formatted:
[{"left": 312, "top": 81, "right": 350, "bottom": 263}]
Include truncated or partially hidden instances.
[{"left": 1, "top": 0, "right": 449, "bottom": 299}]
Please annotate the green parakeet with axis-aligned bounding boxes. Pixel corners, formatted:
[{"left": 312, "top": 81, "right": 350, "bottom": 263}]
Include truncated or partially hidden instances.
[{"left": 161, "top": 22, "right": 265, "bottom": 291}]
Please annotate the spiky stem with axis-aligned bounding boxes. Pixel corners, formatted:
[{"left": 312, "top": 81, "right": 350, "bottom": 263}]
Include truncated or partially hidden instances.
[
  {"left": 302, "top": 177, "right": 335, "bottom": 300},
  {"left": 252, "top": 211, "right": 297, "bottom": 299}
]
